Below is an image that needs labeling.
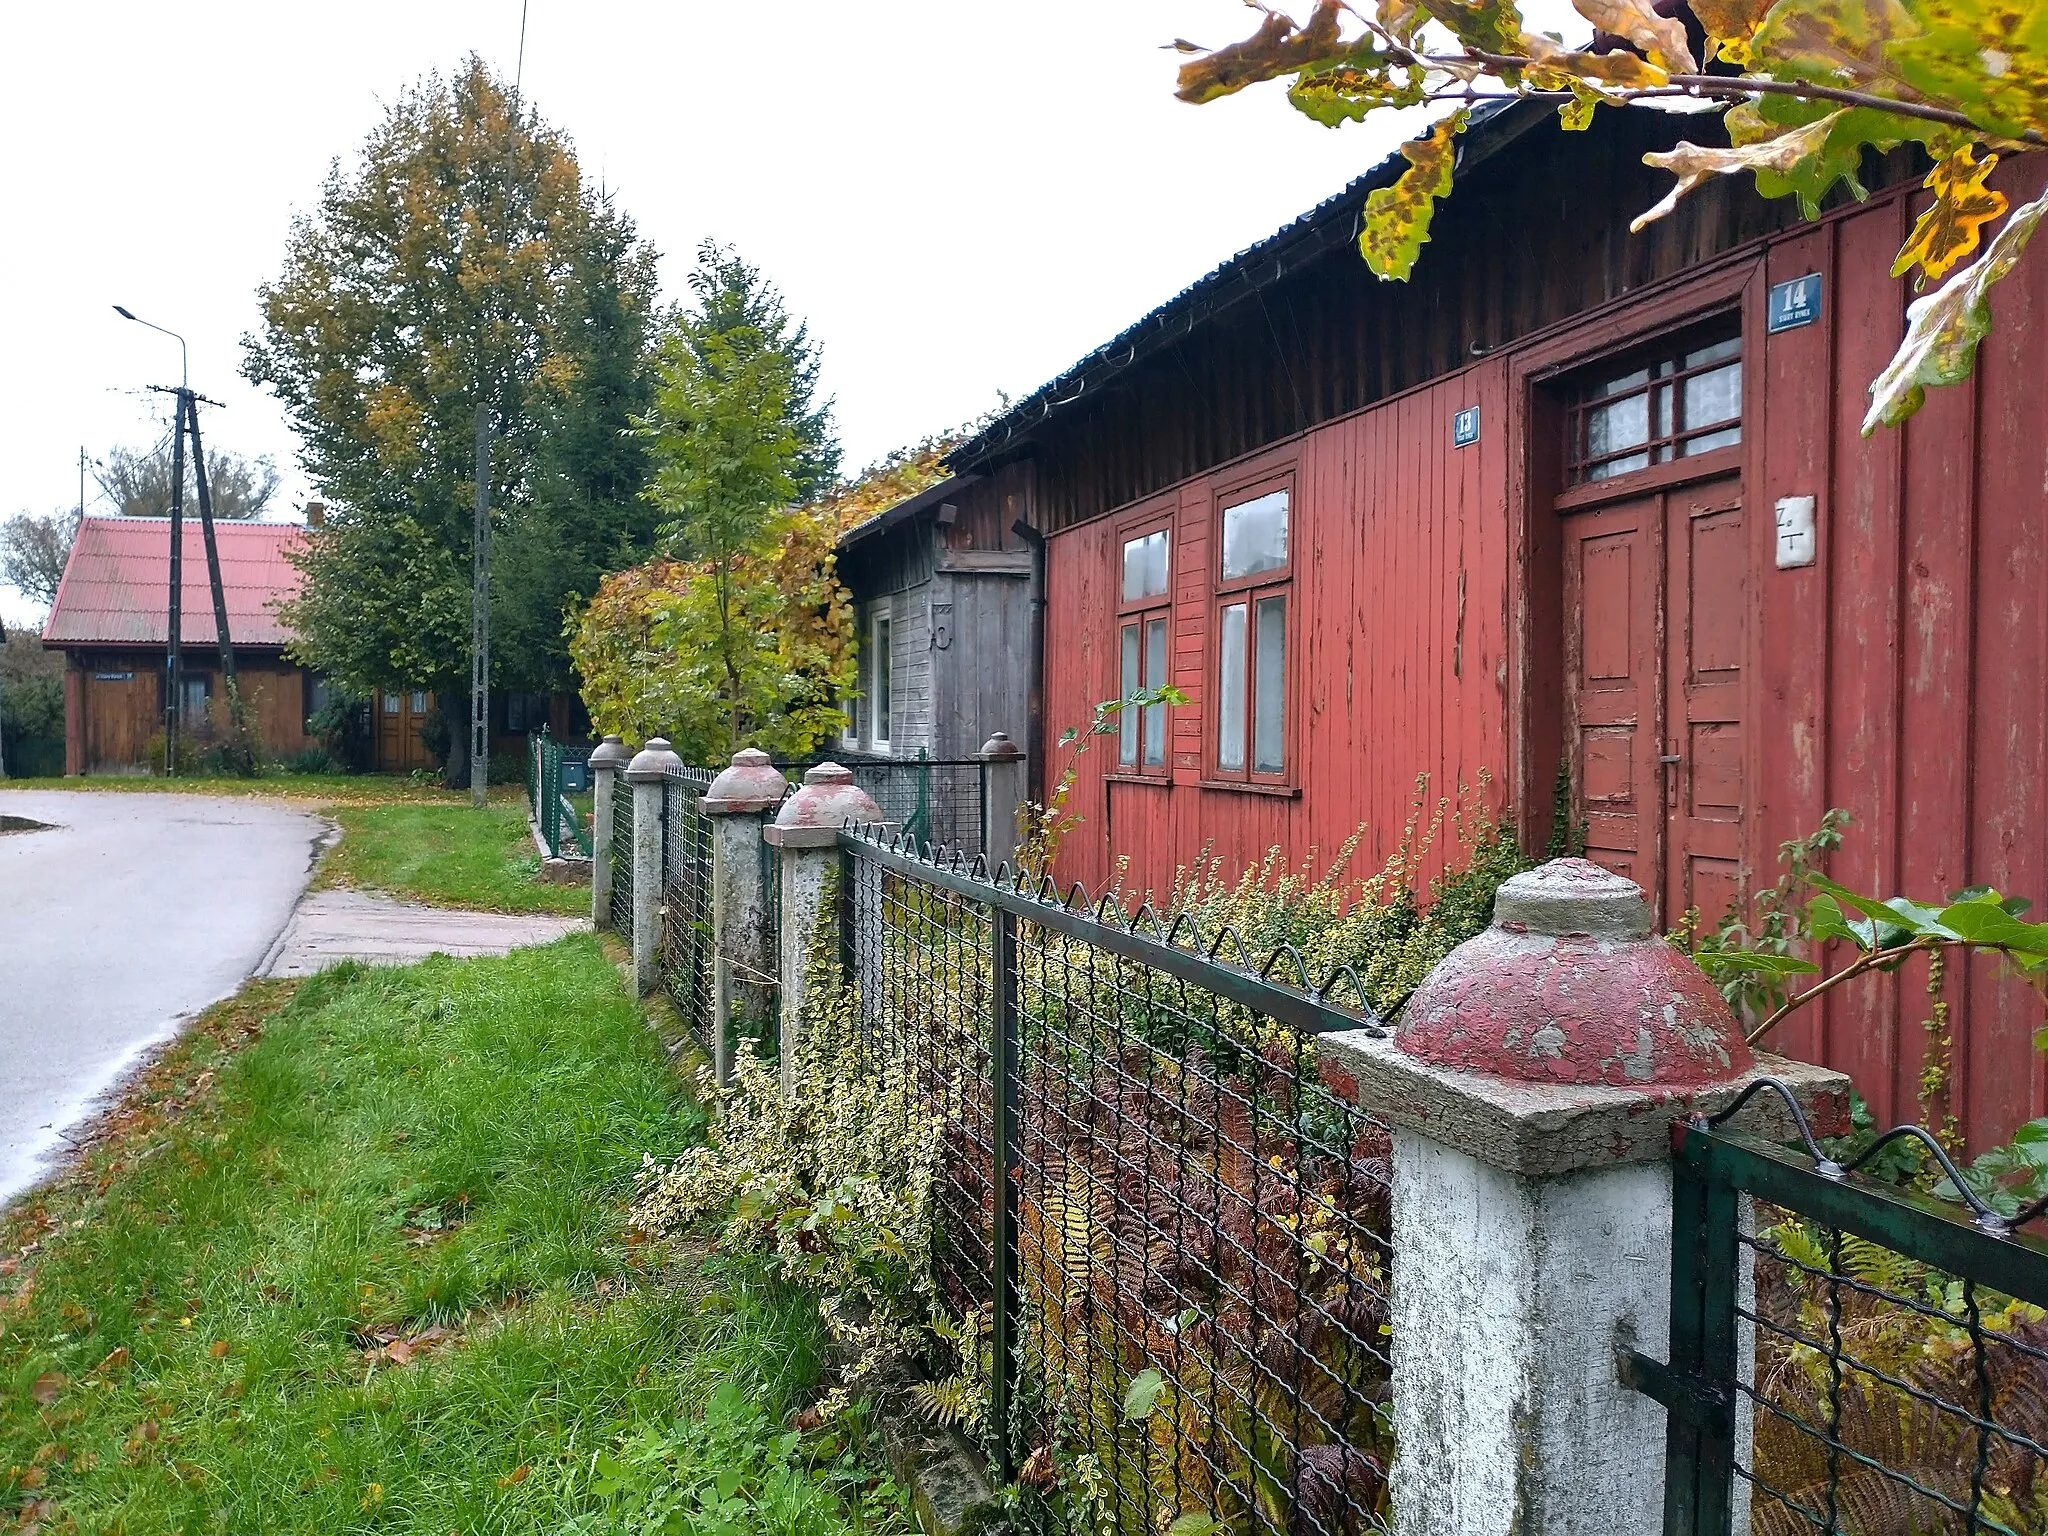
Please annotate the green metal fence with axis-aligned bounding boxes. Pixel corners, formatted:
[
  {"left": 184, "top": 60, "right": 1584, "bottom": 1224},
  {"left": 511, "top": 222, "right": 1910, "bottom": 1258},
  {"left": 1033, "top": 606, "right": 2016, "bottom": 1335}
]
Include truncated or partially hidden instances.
[
  {"left": 1629, "top": 1081, "right": 2048, "bottom": 1535},
  {"left": 525, "top": 729, "right": 592, "bottom": 860}
]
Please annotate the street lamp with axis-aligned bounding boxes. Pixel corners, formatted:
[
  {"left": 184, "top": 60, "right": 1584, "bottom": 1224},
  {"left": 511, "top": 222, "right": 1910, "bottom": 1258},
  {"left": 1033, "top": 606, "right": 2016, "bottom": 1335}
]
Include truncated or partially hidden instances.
[
  {"left": 114, "top": 304, "right": 192, "bottom": 773},
  {"left": 112, "top": 305, "right": 187, "bottom": 392}
]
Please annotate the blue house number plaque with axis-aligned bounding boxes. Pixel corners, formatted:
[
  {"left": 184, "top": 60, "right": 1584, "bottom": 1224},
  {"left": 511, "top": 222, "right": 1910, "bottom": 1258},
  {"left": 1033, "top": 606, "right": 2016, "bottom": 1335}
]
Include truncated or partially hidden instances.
[
  {"left": 1768, "top": 273, "right": 1823, "bottom": 333},
  {"left": 1452, "top": 406, "right": 1481, "bottom": 448}
]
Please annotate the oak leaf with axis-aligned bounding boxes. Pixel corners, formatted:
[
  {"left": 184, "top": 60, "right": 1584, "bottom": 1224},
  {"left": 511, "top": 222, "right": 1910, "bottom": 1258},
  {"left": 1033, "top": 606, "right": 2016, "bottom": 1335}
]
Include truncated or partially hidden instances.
[
  {"left": 1522, "top": 30, "right": 1668, "bottom": 86},
  {"left": 1865, "top": 188, "right": 2047, "bottom": 431},
  {"left": 1691, "top": 0, "right": 1775, "bottom": 62},
  {"left": 1892, "top": 144, "right": 2009, "bottom": 284},
  {"left": 1631, "top": 111, "right": 1845, "bottom": 231},
  {"left": 1417, "top": 0, "right": 1528, "bottom": 57},
  {"left": 1175, "top": 0, "right": 1346, "bottom": 103},
  {"left": 1360, "top": 110, "right": 1469, "bottom": 279},
  {"left": 1570, "top": 0, "right": 1699, "bottom": 72}
]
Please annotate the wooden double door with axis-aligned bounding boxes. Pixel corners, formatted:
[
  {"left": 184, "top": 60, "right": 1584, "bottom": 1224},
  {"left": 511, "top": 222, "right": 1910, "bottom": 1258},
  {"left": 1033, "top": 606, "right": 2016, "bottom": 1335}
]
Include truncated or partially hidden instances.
[
  {"left": 376, "top": 689, "right": 438, "bottom": 772},
  {"left": 1563, "top": 471, "right": 1747, "bottom": 928}
]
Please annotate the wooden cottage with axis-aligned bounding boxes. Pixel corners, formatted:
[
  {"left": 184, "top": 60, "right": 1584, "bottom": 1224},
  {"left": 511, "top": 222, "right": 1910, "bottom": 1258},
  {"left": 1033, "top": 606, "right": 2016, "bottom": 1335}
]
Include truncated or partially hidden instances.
[
  {"left": 834, "top": 475, "right": 1036, "bottom": 764},
  {"left": 936, "top": 98, "right": 2048, "bottom": 1147},
  {"left": 43, "top": 516, "right": 321, "bottom": 773}
]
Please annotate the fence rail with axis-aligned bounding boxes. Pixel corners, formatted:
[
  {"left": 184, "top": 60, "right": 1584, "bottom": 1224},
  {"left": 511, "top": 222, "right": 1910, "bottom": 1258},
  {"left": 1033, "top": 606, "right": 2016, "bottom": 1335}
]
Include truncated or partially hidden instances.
[
  {"left": 1643, "top": 1083, "right": 2048, "bottom": 1536},
  {"left": 839, "top": 824, "right": 1395, "bottom": 1536}
]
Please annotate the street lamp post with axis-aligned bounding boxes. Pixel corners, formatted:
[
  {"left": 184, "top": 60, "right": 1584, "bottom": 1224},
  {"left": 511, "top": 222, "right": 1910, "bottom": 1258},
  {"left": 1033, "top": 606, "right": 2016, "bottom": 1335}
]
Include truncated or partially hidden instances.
[{"left": 115, "top": 306, "right": 190, "bottom": 775}]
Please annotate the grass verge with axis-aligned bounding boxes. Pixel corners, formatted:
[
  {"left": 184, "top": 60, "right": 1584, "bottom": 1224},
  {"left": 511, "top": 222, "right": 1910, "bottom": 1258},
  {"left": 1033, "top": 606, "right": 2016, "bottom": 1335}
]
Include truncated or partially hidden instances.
[
  {"left": 0, "top": 939, "right": 904, "bottom": 1536},
  {"left": 313, "top": 800, "right": 588, "bottom": 916},
  {"left": 0, "top": 774, "right": 492, "bottom": 809}
]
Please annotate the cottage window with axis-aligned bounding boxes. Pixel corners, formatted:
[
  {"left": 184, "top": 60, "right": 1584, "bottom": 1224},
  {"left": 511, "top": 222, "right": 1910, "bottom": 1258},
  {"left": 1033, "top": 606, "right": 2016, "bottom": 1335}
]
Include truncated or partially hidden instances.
[
  {"left": 1568, "top": 327, "right": 1742, "bottom": 484},
  {"left": 179, "top": 673, "right": 211, "bottom": 723},
  {"left": 1116, "top": 524, "right": 1171, "bottom": 772},
  {"left": 1213, "top": 486, "right": 1291, "bottom": 783},
  {"left": 870, "top": 611, "right": 893, "bottom": 754}
]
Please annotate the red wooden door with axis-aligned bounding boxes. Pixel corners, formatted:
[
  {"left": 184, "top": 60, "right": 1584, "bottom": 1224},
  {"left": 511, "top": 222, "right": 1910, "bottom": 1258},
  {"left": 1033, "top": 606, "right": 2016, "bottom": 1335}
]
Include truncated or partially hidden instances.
[
  {"left": 1563, "top": 472, "right": 1748, "bottom": 925},
  {"left": 1563, "top": 495, "right": 1662, "bottom": 893}
]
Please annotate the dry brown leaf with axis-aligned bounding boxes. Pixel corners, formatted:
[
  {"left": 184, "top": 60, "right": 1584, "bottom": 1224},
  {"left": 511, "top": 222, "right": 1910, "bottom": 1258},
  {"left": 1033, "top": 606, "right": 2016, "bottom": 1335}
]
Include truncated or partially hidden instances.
[
  {"left": 1632, "top": 112, "right": 1844, "bottom": 230},
  {"left": 1571, "top": 0, "right": 1699, "bottom": 71},
  {"left": 497, "top": 1464, "right": 531, "bottom": 1488},
  {"left": 383, "top": 1339, "right": 415, "bottom": 1365},
  {"left": 30, "top": 1371, "right": 65, "bottom": 1405},
  {"left": 1175, "top": 0, "right": 1347, "bottom": 103}
]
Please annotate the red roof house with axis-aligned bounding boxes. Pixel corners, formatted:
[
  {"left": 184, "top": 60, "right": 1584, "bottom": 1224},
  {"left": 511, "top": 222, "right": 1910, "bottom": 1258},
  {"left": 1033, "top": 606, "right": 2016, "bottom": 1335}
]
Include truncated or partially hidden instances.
[{"left": 43, "top": 516, "right": 317, "bottom": 773}]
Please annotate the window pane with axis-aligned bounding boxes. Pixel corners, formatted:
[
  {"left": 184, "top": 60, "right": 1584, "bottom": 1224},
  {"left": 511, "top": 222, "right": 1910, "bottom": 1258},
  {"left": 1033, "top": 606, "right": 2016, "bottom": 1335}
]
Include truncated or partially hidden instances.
[
  {"left": 1683, "top": 359, "right": 1741, "bottom": 432},
  {"left": 1143, "top": 616, "right": 1168, "bottom": 767},
  {"left": 1254, "top": 595, "right": 1286, "bottom": 775},
  {"left": 410, "top": 690, "right": 427, "bottom": 714},
  {"left": 1586, "top": 391, "right": 1649, "bottom": 468},
  {"left": 1221, "top": 490, "right": 1288, "bottom": 581},
  {"left": 383, "top": 692, "right": 400, "bottom": 714},
  {"left": 1119, "top": 623, "right": 1140, "bottom": 765},
  {"left": 1122, "top": 530, "right": 1168, "bottom": 602},
  {"left": 874, "top": 617, "right": 892, "bottom": 741},
  {"left": 1217, "top": 602, "right": 1248, "bottom": 772}
]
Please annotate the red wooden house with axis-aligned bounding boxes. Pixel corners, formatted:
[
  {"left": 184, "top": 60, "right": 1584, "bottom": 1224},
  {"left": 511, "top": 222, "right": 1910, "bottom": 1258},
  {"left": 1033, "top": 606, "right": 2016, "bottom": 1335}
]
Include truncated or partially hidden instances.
[{"left": 934, "top": 99, "right": 2048, "bottom": 1147}]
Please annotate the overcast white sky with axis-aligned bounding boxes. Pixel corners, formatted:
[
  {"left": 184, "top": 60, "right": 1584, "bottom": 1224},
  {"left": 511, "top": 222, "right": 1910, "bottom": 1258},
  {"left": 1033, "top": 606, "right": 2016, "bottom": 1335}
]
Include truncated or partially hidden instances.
[{"left": 0, "top": 1, "right": 1582, "bottom": 630}]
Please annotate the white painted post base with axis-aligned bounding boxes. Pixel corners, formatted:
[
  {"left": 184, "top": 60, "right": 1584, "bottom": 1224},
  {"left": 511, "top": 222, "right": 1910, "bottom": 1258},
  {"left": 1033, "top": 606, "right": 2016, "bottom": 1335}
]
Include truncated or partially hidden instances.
[
  {"left": 625, "top": 739, "right": 681, "bottom": 997},
  {"left": 588, "top": 735, "right": 627, "bottom": 931},
  {"left": 1387, "top": 1132, "right": 1672, "bottom": 1536}
]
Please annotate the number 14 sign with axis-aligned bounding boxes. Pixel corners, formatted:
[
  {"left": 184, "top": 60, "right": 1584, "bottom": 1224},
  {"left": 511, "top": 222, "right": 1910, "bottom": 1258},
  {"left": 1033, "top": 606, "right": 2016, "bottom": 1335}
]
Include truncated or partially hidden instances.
[{"left": 1768, "top": 273, "right": 1822, "bottom": 333}]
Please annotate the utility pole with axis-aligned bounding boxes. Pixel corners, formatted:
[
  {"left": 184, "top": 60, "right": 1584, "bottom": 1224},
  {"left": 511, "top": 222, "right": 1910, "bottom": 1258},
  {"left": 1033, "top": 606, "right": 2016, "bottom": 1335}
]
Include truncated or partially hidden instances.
[
  {"left": 470, "top": 396, "right": 489, "bottom": 809},
  {"left": 166, "top": 393, "right": 186, "bottom": 774},
  {"left": 468, "top": 0, "right": 531, "bottom": 811}
]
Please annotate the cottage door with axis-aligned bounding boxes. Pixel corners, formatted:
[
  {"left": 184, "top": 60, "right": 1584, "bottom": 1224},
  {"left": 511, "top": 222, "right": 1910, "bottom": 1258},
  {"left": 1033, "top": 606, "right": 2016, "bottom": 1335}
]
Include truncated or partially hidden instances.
[{"left": 1562, "top": 470, "right": 1748, "bottom": 927}]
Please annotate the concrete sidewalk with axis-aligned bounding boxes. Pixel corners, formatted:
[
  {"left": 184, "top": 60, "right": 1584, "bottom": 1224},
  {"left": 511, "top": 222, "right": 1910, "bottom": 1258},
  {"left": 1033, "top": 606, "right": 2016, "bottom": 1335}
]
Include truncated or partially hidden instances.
[{"left": 261, "top": 888, "right": 586, "bottom": 977}]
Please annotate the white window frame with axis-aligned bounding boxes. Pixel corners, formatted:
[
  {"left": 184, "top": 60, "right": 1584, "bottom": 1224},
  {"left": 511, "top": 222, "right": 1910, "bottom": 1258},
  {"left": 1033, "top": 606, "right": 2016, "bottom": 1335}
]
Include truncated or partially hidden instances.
[{"left": 869, "top": 610, "right": 893, "bottom": 756}]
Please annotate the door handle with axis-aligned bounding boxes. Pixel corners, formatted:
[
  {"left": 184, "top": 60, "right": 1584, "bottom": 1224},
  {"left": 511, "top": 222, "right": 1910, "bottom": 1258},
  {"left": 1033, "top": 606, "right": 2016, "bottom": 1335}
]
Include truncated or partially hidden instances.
[{"left": 1659, "top": 755, "right": 1683, "bottom": 765}]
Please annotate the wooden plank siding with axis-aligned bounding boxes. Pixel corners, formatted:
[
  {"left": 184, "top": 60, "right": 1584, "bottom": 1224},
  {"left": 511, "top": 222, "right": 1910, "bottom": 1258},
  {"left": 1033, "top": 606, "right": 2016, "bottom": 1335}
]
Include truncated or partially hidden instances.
[{"left": 1032, "top": 139, "right": 2048, "bottom": 1148}]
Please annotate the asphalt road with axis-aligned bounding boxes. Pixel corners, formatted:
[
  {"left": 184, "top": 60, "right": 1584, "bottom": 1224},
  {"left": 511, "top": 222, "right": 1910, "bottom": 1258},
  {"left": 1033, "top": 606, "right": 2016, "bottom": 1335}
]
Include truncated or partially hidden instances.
[{"left": 0, "top": 790, "right": 320, "bottom": 1209}]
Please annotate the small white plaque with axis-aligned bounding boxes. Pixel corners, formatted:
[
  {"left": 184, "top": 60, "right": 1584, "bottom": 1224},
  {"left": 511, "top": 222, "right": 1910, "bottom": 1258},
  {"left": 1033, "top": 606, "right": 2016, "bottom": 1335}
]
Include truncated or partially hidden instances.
[{"left": 1774, "top": 495, "right": 1817, "bottom": 569}]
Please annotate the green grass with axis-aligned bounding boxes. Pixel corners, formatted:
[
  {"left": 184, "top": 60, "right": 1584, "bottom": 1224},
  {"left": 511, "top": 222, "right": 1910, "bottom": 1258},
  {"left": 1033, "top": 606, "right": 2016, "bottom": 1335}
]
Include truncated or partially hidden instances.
[
  {"left": 315, "top": 800, "right": 589, "bottom": 916},
  {"left": 0, "top": 940, "right": 899, "bottom": 1536},
  {"left": 0, "top": 773, "right": 470, "bottom": 807}
]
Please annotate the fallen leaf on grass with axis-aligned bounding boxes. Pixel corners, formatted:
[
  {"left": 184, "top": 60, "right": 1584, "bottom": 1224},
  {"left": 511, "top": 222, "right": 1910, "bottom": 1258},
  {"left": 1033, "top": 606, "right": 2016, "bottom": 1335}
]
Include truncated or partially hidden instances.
[
  {"left": 94, "top": 1346, "right": 129, "bottom": 1376},
  {"left": 30, "top": 1372, "right": 65, "bottom": 1405},
  {"left": 496, "top": 1464, "right": 530, "bottom": 1488},
  {"left": 208, "top": 1339, "right": 230, "bottom": 1359}
]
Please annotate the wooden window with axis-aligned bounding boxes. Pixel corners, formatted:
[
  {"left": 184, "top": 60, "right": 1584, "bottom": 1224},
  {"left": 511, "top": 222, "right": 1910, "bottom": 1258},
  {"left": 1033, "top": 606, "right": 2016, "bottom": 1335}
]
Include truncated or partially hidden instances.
[
  {"left": 871, "top": 611, "right": 893, "bottom": 754},
  {"left": 1567, "top": 325, "right": 1742, "bottom": 485},
  {"left": 1212, "top": 485, "right": 1291, "bottom": 785},
  {"left": 1116, "top": 523, "right": 1171, "bottom": 773}
]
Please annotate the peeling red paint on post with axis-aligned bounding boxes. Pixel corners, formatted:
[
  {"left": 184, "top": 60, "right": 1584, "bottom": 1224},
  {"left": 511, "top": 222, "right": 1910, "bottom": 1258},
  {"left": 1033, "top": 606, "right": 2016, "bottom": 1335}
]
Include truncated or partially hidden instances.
[{"left": 1396, "top": 858, "right": 1753, "bottom": 1088}]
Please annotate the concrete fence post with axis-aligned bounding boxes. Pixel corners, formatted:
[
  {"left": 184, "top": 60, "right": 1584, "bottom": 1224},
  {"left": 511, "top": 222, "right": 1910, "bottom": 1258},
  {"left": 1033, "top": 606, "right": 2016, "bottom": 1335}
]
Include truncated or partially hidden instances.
[
  {"left": 976, "top": 730, "right": 1027, "bottom": 867},
  {"left": 700, "top": 748, "right": 788, "bottom": 1084},
  {"left": 1321, "top": 859, "right": 1849, "bottom": 1536},
  {"left": 761, "top": 763, "right": 883, "bottom": 1097},
  {"left": 625, "top": 737, "right": 681, "bottom": 997},
  {"left": 587, "top": 734, "right": 629, "bottom": 930}
]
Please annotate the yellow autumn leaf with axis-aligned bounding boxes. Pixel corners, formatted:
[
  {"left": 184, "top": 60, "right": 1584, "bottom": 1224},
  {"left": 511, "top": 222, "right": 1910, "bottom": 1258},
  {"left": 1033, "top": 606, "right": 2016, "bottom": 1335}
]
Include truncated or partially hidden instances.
[
  {"left": 1631, "top": 112, "right": 1845, "bottom": 232},
  {"left": 1522, "top": 30, "right": 1669, "bottom": 87},
  {"left": 1569, "top": 0, "right": 1699, "bottom": 72},
  {"left": 1689, "top": 0, "right": 1773, "bottom": 63},
  {"left": 1361, "top": 110, "right": 1469, "bottom": 279},
  {"left": 1891, "top": 144, "right": 2010, "bottom": 285}
]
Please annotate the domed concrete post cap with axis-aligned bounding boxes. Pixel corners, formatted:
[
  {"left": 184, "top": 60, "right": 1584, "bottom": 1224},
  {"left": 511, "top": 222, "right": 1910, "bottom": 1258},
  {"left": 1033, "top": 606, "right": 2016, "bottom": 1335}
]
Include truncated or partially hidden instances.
[
  {"left": 624, "top": 737, "right": 683, "bottom": 784},
  {"left": 771, "top": 762, "right": 884, "bottom": 832},
  {"left": 1395, "top": 857, "right": 1752, "bottom": 1088},
  {"left": 587, "top": 734, "right": 629, "bottom": 771},
  {"left": 977, "top": 730, "right": 1024, "bottom": 761},
  {"left": 703, "top": 747, "right": 790, "bottom": 814}
]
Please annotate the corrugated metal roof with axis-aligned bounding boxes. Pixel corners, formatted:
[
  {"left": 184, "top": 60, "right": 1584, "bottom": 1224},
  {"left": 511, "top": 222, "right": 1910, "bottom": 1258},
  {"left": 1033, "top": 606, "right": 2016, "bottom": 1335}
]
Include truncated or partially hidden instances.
[
  {"left": 43, "top": 516, "right": 305, "bottom": 648},
  {"left": 946, "top": 98, "right": 1531, "bottom": 471}
]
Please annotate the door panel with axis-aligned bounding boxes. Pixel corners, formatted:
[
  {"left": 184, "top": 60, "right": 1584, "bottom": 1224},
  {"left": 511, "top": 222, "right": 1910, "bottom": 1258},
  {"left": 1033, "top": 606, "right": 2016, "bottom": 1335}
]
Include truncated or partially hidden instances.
[
  {"left": 1562, "top": 474, "right": 1747, "bottom": 926},
  {"left": 86, "top": 670, "right": 157, "bottom": 771},
  {"left": 1563, "top": 501, "right": 1661, "bottom": 893},
  {"left": 1667, "top": 488, "right": 1747, "bottom": 925}
]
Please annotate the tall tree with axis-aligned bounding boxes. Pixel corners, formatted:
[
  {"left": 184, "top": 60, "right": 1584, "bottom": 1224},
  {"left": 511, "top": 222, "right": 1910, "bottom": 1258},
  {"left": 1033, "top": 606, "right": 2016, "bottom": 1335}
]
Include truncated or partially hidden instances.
[
  {"left": 1177, "top": 0, "right": 2048, "bottom": 430},
  {"left": 96, "top": 440, "right": 279, "bottom": 520},
  {"left": 243, "top": 56, "right": 661, "bottom": 761},
  {"left": 0, "top": 510, "right": 79, "bottom": 609},
  {"left": 570, "top": 249, "right": 853, "bottom": 761}
]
